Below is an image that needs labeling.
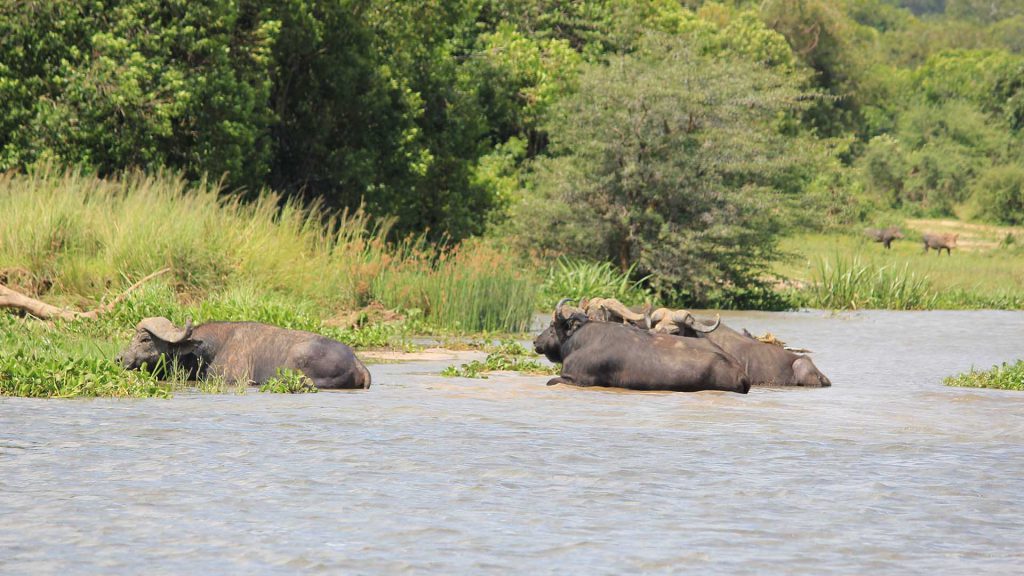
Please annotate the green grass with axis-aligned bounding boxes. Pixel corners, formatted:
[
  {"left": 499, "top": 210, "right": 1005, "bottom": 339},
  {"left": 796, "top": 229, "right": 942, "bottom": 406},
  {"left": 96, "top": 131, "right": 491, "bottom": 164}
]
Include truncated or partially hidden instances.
[
  {"left": 441, "top": 339, "right": 560, "bottom": 379},
  {"left": 0, "top": 168, "right": 536, "bottom": 330},
  {"left": 258, "top": 369, "right": 318, "bottom": 394},
  {"left": 776, "top": 232, "right": 1024, "bottom": 310},
  {"left": 538, "top": 257, "right": 651, "bottom": 308},
  {"left": 793, "top": 255, "right": 938, "bottom": 310},
  {"left": 944, "top": 361, "right": 1024, "bottom": 391}
]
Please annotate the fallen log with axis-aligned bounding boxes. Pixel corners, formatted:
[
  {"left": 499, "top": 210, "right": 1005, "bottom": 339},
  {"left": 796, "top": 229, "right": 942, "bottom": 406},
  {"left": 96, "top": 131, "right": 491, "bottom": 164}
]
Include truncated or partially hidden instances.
[{"left": 0, "top": 268, "right": 171, "bottom": 321}]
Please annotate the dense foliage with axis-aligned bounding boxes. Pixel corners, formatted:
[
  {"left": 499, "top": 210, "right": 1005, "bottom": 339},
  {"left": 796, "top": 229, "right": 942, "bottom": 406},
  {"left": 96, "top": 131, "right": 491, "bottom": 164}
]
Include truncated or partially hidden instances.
[{"left": 2, "top": 0, "right": 1023, "bottom": 304}]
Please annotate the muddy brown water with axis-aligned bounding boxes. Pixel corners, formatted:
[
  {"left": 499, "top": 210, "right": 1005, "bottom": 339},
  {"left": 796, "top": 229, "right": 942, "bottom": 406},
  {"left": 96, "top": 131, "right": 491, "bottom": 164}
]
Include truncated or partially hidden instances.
[{"left": 2, "top": 310, "right": 1023, "bottom": 574}]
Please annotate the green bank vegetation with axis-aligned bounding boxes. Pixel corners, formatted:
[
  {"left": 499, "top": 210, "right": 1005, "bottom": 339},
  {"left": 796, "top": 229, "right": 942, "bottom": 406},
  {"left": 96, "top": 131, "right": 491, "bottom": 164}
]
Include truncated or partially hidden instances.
[
  {"left": 441, "top": 340, "right": 560, "bottom": 379},
  {"left": 777, "top": 231, "right": 1024, "bottom": 310},
  {"left": 944, "top": 361, "right": 1024, "bottom": 391}
]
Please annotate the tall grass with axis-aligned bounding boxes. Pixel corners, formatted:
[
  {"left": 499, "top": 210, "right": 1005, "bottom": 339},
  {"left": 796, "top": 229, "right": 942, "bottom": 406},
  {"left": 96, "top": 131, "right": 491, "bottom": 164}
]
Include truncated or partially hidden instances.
[
  {"left": 0, "top": 167, "right": 535, "bottom": 331},
  {"left": 776, "top": 233, "right": 1024, "bottom": 310},
  {"left": 373, "top": 242, "right": 537, "bottom": 332},
  {"left": 798, "top": 255, "right": 937, "bottom": 310},
  {"left": 539, "top": 257, "right": 651, "bottom": 307}
]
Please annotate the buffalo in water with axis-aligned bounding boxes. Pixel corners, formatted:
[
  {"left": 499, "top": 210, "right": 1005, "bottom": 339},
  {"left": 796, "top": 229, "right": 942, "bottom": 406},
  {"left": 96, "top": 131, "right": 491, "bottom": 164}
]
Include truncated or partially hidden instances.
[
  {"left": 693, "top": 323, "right": 831, "bottom": 388},
  {"left": 117, "top": 317, "right": 371, "bottom": 389},
  {"left": 533, "top": 299, "right": 751, "bottom": 394}
]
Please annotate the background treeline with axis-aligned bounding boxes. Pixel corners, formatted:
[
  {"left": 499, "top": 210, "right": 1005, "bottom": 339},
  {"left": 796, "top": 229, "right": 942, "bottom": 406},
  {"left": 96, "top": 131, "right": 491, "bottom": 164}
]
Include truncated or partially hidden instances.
[{"left": 2, "top": 0, "right": 1023, "bottom": 307}]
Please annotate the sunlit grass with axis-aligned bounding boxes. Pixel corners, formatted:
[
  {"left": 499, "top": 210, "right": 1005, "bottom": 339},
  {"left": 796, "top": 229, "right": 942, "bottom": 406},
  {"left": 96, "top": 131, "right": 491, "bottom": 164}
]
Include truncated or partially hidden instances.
[
  {"left": 944, "top": 361, "right": 1024, "bottom": 391},
  {"left": 776, "top": 232, "right": 1024, "bottom": 309},
  {"left": 0, "top": 167, "right": 536, "bottom": 330},
  {"left": 539, "top": 257, "right": 651, "bottom": 307}
]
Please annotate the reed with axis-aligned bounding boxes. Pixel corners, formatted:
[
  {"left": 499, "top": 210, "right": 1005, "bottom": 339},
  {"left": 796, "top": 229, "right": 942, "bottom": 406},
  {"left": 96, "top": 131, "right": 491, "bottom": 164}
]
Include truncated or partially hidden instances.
[
  {"left": 539, "top": 257, "right": 651, "bottom": 308},
  {"left": 798, "top": 255, "right": 937, "bottom": 310},
  {"left": 372, "top": 242, "right": 537, "bottom": 333},
  {"left": 0, "top": 167, "right": 535, "bottom": 331},
  {"left": 777, "top": 233, "right": 1024, "bottom": 310}
]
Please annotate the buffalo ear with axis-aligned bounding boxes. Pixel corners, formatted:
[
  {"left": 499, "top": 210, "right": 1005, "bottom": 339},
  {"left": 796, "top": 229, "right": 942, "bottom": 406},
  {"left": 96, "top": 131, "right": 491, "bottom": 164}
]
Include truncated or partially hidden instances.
[{"left": 171, "top": 337, "right": 200, "bottom": 356}]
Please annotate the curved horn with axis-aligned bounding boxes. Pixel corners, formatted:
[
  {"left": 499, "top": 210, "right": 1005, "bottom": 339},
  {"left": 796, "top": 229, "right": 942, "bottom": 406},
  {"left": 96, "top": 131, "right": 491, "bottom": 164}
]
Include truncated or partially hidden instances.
[
  {"left": 554, "top": 298, "right": 576, "bottom": 320},
  {"left": 137, "top": 317, "right": 192, "bottom": 344},
  {"left": 600, "top": 298, "right": 645, "bottom": 323},
  {"left": 685, "top": 313, "right": 721, "bottom": 333},
  {"left": 649, "top": 308, "right": 670, "bottom": 324}
]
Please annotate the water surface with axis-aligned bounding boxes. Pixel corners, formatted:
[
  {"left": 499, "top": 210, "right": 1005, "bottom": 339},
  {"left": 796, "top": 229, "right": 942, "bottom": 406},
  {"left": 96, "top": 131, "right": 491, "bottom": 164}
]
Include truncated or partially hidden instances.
[{"left": 2, "top": 310, "right": 1023, "bottom": 574}]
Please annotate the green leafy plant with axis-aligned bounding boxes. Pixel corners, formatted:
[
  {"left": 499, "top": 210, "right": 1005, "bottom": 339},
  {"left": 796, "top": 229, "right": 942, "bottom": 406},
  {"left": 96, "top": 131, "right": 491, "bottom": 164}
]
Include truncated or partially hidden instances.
[
  {"left": 441, "top": 340, "right": 560, "bottom": 379},
  {"left": 944, "top": 361, "right": 1024, "bottom": 391},
  {"left": 798, "top": 255, "right": 938, "bottom": 310},
  {"left": 258, "top": 369, "right": 318, "bottom": 394},
  {"left": 539, "top": 257, "right": 651, "bottom": 307}
]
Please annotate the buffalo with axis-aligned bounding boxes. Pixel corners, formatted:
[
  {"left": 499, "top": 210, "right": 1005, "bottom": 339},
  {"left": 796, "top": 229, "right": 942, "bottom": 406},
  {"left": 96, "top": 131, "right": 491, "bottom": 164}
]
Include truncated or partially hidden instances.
[
  {"left": 533, "top": 300, "right": 750, "bottom": 393},
  {"left": 117, "top": 317, "right": 371, "bottom": 389},
  {"left": 922, "top": 232, "right": 958, "bottom": 255},
  {"left": 695, "top": 322, "right": 831, "bottom": 387},
  {"left": 865, "top": 227, "right": 904, "bottom": 249}
]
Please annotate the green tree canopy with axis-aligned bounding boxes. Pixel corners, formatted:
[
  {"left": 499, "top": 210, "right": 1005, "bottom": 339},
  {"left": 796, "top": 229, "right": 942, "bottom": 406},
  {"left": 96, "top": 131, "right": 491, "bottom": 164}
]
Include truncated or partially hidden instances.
[{"left": 516, "top": 34, "right": 822, "bottom": 305}]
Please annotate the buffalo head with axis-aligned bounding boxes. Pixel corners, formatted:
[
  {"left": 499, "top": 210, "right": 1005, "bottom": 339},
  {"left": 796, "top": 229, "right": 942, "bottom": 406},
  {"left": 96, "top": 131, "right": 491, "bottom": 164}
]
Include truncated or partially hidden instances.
[{"left": 116, "top": 317, "right": 197, "bottom": 373}]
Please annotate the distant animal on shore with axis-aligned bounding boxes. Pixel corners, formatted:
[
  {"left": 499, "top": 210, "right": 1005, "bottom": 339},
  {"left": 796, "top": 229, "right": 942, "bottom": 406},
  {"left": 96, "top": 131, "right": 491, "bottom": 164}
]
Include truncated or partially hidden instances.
[
  {"left": 117, "top": 317, "right": 371, "bottom": 389},
  {"left": 922, "top": 232, "right": 958, "bottom": 255},
  {"left": 865, "top": 227, "right": 904, "bottom": 249}
]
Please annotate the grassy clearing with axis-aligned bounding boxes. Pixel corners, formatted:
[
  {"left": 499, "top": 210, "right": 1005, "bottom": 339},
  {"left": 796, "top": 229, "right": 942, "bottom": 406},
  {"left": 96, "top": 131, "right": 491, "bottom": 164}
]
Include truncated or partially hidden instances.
[
  {"left": 775, "top": 229, "right": 1024, "bottom": 310},
  {"left": 944, "top": 361, "right": 1024, "bottom": 391},
  {"left": 441, "top": 340, "right": 560, "bottom": 378}
]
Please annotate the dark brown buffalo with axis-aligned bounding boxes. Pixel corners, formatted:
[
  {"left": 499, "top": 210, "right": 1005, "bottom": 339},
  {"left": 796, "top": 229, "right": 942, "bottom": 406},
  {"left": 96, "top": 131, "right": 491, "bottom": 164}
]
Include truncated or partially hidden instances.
[
  {"left": 117, "top": 317, "right": 371, "bottom": 389},
  {"left": 694, "top": 323, "right": 831, "bottom": 387},
  {"left": 533, "top": 300, "right": 750, "bottom": 393},
  {"left": 922, "top": 232, "right": 958, "bottom": 255},
  {"left": 865, "top": 226, "right": 904, "bottom": 249}
]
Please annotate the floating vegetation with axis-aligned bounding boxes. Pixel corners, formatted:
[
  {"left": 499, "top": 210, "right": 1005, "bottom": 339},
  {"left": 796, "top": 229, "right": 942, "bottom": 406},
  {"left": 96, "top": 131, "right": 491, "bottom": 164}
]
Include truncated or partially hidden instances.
[
  {"left": 944, "top": 361, "right": 1024, "bottom": 391},
  {"left": 258, "top": 369, "right": 319, "bottom": 394},
  {"left": 441, "top": 339, "right": 559, "bottom": 379}
]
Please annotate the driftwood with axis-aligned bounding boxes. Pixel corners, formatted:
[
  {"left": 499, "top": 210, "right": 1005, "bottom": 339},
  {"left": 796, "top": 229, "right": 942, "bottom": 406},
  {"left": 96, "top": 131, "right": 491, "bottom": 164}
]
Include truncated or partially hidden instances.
[{"left": 0, "top": 268, "right": 170, "bottom": 321}]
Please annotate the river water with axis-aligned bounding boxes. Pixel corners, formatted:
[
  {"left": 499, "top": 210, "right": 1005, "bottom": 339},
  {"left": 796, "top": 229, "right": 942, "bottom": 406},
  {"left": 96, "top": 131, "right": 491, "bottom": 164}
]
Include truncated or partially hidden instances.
[{"left": 2, "top": 310, "right": 1023, "bottom": 574}]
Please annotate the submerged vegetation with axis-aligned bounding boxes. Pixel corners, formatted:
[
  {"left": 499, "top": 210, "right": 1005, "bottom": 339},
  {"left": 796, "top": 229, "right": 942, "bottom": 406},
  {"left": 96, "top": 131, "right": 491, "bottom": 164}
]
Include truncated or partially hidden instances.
[{"left": 945, "top": 361, "right": 1024, "bottom": 391}]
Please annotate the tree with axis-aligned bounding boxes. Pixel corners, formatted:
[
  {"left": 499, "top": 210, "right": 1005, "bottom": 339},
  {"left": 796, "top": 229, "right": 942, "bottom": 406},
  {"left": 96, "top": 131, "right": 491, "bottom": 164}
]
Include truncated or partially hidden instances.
[
  {"left": 517, "top": 34, "right": 821, "bottom": 305},
  {"left": 0, "top": 0, "right": 278, "bottom": 191}
]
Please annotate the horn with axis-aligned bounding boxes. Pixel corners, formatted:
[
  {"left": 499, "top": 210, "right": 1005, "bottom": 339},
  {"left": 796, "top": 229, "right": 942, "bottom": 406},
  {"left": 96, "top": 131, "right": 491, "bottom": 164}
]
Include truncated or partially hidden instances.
[
  {"left": 137, "top": 317, "right": 192, "bottom": 344},
  {"left": 600, "top": 298, "right": 645, "bottom": 323},
  {"left": 555, "top": 298, "right": 576, "bottom": 320},
  {"left": 686, "top": 313, "right": 721, "bottom": 333}
]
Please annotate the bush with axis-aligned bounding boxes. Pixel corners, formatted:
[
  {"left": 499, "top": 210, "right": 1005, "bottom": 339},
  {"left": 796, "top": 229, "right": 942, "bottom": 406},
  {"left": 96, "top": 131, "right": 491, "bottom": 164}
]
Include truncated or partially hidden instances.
[{"left": 972, "top": 164, "right": 1024, "bottom": 225}]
